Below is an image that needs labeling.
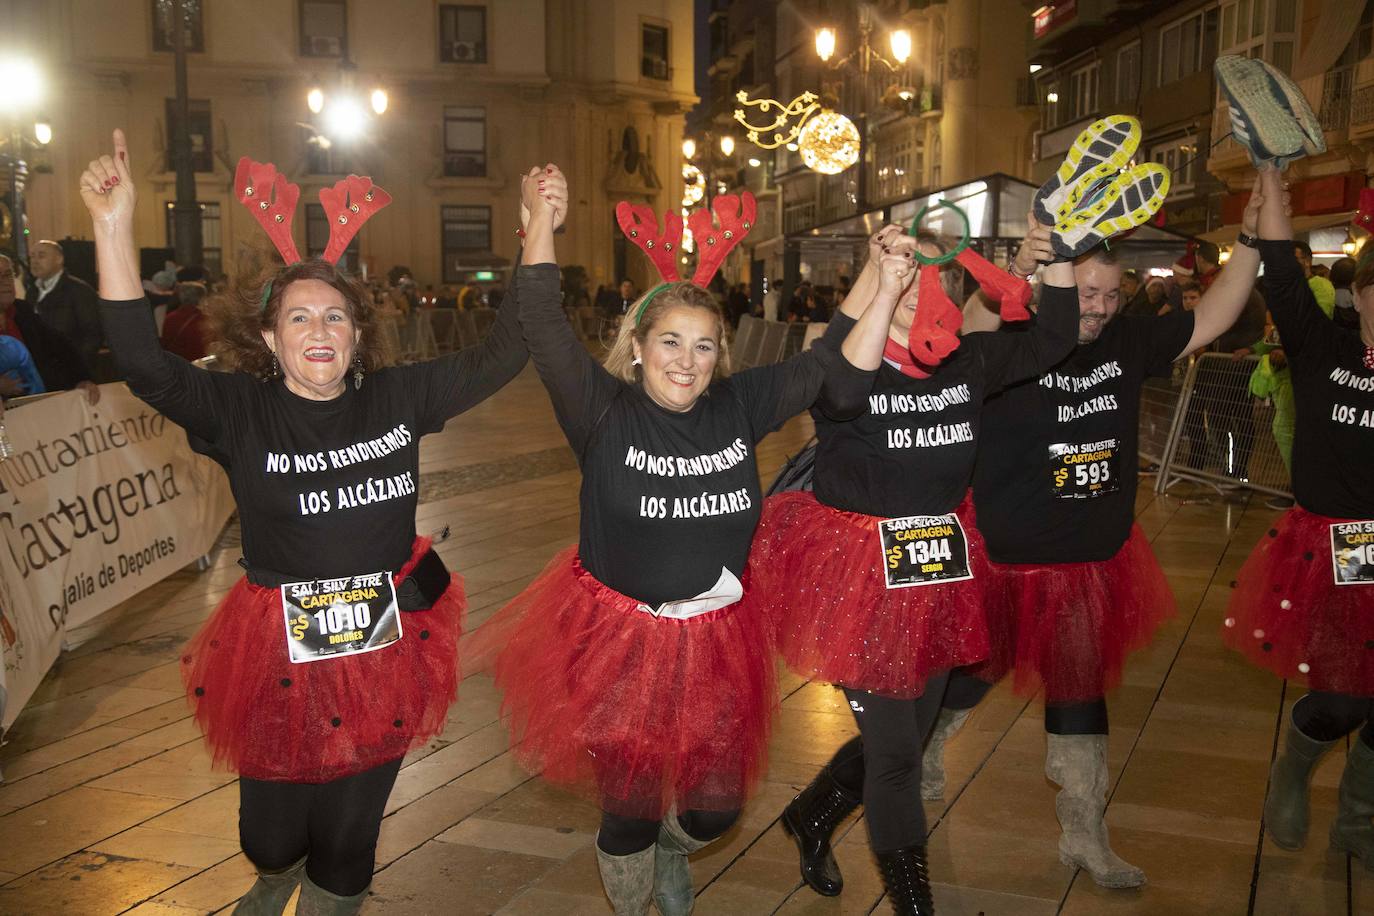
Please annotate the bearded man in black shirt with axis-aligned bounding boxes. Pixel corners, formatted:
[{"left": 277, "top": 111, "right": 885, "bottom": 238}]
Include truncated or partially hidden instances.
[{"left": 923, "top": 190, "right": 1265, "bottom": 889}]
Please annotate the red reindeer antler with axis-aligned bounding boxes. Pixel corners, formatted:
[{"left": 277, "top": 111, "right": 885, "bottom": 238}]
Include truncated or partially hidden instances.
[
  {"left": 318, "top": 175, "right": 392, "bottom": 265},
  {"left": 234, "top": 157, "right": 301, "bottom": 264},
  {"left": 689, "top": 192, "right": 757, "bottom": 287},
  {"left": 907, "top": 264, "right": 963, "bottom": 365},
  {"left": 615, "top": 202, "right": 682, "bottom": 282},
  {"left": 954, "top": 249, "right": 1032, "bottom": 322}
]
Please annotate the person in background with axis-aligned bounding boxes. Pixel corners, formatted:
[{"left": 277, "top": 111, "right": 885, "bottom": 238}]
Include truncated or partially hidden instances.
[
  {"left": 727, "top": 282, "right": 751, "bottom": 329},
  {"left": 1144, "top": 277, "right": 1168, "bottom": 315},
  {"left": 615, "top": 278, "right": 637, "bottom": 317},
  {"left": 28, "top": 238, "right": 105, "bottom": 368},
  {"left": 1295, "top": 240, "right": 1336, "bottom": 310},
  {"left": 160, "top": 269, "right": 210, "bottom": 362},
  {"left": 1120, "top": 269, "right": 1150, "bottom": 317},
  {"left": 1331, "top": 256, "right": 1359, "bottom": 330},
  {"left": 0, "top": 253, "right": 99, "bottom": 404},
  {"left": 1195, "top": 241, "right": 1223, "bottom": 291}
]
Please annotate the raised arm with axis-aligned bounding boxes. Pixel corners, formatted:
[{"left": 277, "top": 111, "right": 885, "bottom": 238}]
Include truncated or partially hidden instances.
[
  {"left": 1178, "top": 173, "right": 1263, "bottom": 358},
  {"left": 514, "top": 165, "right": 620, "bottom": 454},
  {"left": 1252, "top": 166, "right": 1324, "bottom": 359},
  {"left": 971, "top": 256, "right": 1078, "bottom": 394},
  {"left": 81, "top": 129, "right": 226, "bottom": 444}
]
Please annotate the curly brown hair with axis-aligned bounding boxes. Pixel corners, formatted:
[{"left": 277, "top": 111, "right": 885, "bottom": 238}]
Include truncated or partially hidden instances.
[{"left": 204, "top": 259, "right": 391, "bottom": 378}]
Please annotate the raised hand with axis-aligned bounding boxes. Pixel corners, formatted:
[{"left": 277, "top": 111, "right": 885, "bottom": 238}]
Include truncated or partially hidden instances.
[
  {"left": 79, "top": 129, "right": 136, "bottom": 231},
  {"left": 869, "top": 223, "right": 906, "bottom": 264},
  {"left": 520, "top": 164, "right": 569, "bottom": 233},
  {"left": 540, "top": 165, "right": 568, "bottom": 230},
  {"left": 876, "top": 238, "right": 916, "bottom": 298},
  {"left": 1011, "top": 210, "right": 1054, "bottom": 275}
]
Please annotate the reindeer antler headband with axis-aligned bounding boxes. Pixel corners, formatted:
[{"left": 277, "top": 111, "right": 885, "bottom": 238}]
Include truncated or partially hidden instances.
[
  {"left": 616, "top": 191, "right": 757, "bottom": 322},
  {"left": 233, "top": 157, "right": 392, "bottom": 308}
]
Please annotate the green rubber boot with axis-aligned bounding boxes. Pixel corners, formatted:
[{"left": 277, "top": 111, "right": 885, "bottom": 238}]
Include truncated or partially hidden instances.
[
  {"left": 1264, "top": 721, "right": 1337, "bottom": 850},
  {"left": 921, "top": 707, "right": 972, "bottom": 800},
  {"left": 596, "top": 843, "right": 655, "bottom": 915},
  {"left": 652, "top": 815, "right": 710, "bottom": 915},
  {"left": 231, "top": 856, "right": 304, "bottom": 915},
  {"left": 1330, "top": 738, "right": 1374, "bottom": 872},
  {"left": 294, "top": 872, "right": 368, "bottom": 916}
]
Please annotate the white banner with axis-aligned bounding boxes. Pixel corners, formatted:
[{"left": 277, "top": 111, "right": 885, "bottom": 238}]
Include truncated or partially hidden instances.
[{"left": 0, "top": 386, "right": 234, "bottom": 728}]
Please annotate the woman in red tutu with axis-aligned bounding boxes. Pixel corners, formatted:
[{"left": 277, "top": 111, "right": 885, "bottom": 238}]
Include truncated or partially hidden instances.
[
  {"left": 467, "top": 168, "right": 883, "bottom": 916},
  {"left": 1223, "top": 166, "right": 1374, "bottom": 869},
  {"left": 79, "top": 130, "right": 530, "bottom": 914},
  {"left": 752, "top": 217, "right": 1080, "bottom": 912}
]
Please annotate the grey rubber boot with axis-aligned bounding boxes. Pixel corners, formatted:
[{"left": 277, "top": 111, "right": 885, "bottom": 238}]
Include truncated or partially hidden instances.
[
  {"left": 1264, "top": 721, "right": 1337, "bottom": 849},
  {"left": 652, "top": 815, "right": 710, "bottom": 915},
  {"left": 921, "top": 707, "right": 972, "bottom": 800},
  {"left": 1330, "top": 738, "right": 1374, "bottom": 871},
  {"left": 1045, "top": 733, "right": 1146, "bottom": 888},
  {"left": 231, "top": 856, "right": 305, "bottom": 915},
  {"left": 294, "top": 872, "right": 368, "bottom": 916},
  {"left": 596, "top": 842, "right": 655, "bottom": 916}
]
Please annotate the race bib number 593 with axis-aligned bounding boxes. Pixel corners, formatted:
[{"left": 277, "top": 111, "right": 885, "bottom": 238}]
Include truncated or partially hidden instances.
[
  {"left": 1331, "top": 521, "right": 1374, "bottom": 586},
  {"left": 281, "top": 571, "right": 402, "bottom": 663},
  {"left": 1050, "top": 438, "right": 1120, "bottom": 499},
  {"left": 878, "top": 514, "right": 973, "bottom": 589}
]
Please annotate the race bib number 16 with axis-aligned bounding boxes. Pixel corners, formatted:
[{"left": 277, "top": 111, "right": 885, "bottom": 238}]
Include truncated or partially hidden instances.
[
  {"left": 878, "top": 514, "right": 974, "bottom": 589},
  {"left": 281, "top": 571, "right": 402, "bottom": 663},
  {"left": 1331, "top": 521, "right": 1374, "bottom": 586}
]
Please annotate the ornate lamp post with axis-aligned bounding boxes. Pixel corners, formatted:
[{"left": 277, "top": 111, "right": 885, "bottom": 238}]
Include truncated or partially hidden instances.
[{"left": 815, "top": 4, "right": 911, "bottom": 211}]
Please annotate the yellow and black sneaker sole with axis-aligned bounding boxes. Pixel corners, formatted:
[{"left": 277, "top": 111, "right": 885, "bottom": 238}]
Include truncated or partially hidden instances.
[
  {"left": 1033, "top": 115, "right": 1142, "bottom": 227},
  {"left": 1051, "top": 163, "right": 1171, "bottom": 261}
]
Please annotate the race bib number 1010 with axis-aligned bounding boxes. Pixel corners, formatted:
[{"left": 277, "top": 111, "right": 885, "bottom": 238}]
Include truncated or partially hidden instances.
[
  {"left": 281, "top": 571, "right": 402, "bottom": 663},
  {"left": 1331, "top": 521, "right": 1374, "bottom": 586},
  {"left": 878, "top": 514, "right": 974, "bottom": 589}
]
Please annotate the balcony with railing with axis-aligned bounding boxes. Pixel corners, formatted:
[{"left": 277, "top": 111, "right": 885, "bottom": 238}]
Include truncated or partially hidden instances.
[{"left": 1349, "top": 57, "right": 1374, "bottom": 140}]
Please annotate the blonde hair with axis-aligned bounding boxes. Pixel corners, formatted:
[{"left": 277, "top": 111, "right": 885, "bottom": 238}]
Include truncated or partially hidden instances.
[{"left": 603, "top": 281, "right": 732, "bottom": 382}]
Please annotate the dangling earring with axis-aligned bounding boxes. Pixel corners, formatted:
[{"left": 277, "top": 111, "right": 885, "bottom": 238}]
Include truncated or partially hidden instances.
[
  {"left": 269, "top": 352, "right": 280, "bottom": 377},
  {"left": 632, "top": 356, "right": 643, "bottom": 366},
  {"left": 352, "top": 355, "right": 365, "bottom": 390}
]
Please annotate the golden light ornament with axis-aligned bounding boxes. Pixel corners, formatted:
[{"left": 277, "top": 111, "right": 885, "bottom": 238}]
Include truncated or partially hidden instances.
[
  {"left": 797, "top": 109, "right": 860, "bottom": 175},
  {"left": 681, "top": 207, "right": 695, "bottom": 253},
  {"left": 733, "top": 89, "right": 820, "bottom": 149},
  {"left": 682, "top": 163, "right": 705, "bottom": 207}
]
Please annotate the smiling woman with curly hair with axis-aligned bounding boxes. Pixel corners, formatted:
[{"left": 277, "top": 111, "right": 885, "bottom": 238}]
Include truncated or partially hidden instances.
[{"left": 78, "top": 128, "right": 536, "bottom": 915}]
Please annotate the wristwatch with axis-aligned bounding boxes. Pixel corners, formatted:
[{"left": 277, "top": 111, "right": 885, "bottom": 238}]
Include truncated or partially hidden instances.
[{"left": 1236, "top": 232, "right": 1258, "bottom": 249}]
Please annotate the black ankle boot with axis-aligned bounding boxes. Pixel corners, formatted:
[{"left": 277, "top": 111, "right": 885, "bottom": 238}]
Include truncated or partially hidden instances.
[
  {"left": 781, "top": 769, "right": 861, "bottom": 896},
  {"left": 875, "top": 845, "right": 935, "bottom": 915}
]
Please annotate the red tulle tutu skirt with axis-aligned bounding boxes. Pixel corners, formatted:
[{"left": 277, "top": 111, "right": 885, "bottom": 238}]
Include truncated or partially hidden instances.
[
  {"left": 751, "top": 491, "right": 990, "bottom": 699},
  {"left": 971, "top": 524, "right": 1176, "bottom": 702},
  {"left": 467, "top": 546, "right": 774, "bottom": 820},
  {"left": 180, "top": 537, "right": 464, "bottom": 783},
  {"left": 1224, "top": 507, "right": 1374, "bottom": 695}
]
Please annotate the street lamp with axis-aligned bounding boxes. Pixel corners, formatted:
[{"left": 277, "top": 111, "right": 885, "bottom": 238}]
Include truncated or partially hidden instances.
[
  {"left": 814, "top": 4, "right": 913, "bottom": 211},
  {"left": 682, "top": 137, "right": 696, "bottom": 160},
  {"left": 719, "top": 135, "right": 735, "bottom": 157},
  {"left": 0, "top": 55, "right": 47, "bottom": 264}
]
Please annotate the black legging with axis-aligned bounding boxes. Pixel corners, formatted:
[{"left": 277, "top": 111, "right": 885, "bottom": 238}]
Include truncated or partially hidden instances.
[
  {"left": 824, "top": 672, "right": 950, "bottom": 854},
  {"left": 943, "top": 668, "right": 1109, "bottom": 735},
  {"left": 238, "top": 757, "right": 402, "bottom": 896},
  {"left": 1293, "top": 691, "right": 1374, "bottom": 749},
  {"left": 597, "top": 808, "right": 742, "bottom": 855}
]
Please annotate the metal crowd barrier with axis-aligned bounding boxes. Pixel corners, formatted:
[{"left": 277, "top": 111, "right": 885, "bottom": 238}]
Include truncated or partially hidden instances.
[
  {"left": 732, "top": 315, "right": 796, "bottom": 370},
  {"left": 1152, "top": 351, "right": 1292, "bottom": 500},
  {"left": 375, "top": 308, "right": 497, "bottom": 363}
]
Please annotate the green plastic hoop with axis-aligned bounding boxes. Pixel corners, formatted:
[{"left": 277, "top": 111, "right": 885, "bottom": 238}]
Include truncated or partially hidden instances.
[{"left": 907, "top": 200, "right": 972, "bottom": 266}]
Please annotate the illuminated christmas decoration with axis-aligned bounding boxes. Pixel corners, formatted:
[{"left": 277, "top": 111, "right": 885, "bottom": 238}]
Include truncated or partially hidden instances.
[
  {"left": 733, "top": 89, "right": 820, "bottom": 149},
  {"left": 682, "top": 164, "right": 705, "bottom": 207},
  {"left": 797, "top": 110, "right": 860, "bottom": 175}
]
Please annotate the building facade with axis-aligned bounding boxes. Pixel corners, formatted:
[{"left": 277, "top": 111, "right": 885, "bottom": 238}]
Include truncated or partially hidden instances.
[
  {"left": 3, "top": 0, "right": 696, "bottom": 292},
  {"left": 692, "top": 0, "right": 1036, "bottom": 300}
]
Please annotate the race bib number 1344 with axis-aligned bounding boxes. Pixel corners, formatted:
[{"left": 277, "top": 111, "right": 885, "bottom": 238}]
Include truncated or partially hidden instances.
[
  {"left": 281, "top": 571, "right": 402, "bottom": 663},
  {"left": 878, "top": 514, "right": 974, "bottom": 589}
]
